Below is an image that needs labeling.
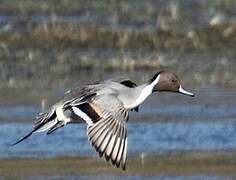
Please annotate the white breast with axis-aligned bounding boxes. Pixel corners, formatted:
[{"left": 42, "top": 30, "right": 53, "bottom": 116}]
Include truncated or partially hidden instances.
[{"left": 124, "top": 75, "right": 160, "bottom": 109}]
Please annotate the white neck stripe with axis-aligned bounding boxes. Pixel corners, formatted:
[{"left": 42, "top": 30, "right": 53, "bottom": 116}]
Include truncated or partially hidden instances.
[
  {"left": 150, "top": 74, "right": 160, "bottom": 88},
  {"left": 126, "top": 74, "right": 160, "bottom": 109}
]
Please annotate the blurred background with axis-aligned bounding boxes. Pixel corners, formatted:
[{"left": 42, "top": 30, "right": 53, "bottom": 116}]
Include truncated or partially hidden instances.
[{"left": 0, "top": 0, "right": 236, "bottom": 179}]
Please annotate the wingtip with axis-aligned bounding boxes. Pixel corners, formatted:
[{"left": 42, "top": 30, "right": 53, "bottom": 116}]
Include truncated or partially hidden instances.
[{"left": 122, "top": 164, "right": 126, "bottom": 170}]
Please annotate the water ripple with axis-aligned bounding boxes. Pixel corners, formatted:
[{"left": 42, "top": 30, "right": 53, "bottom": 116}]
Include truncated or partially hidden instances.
[{"left": 1, "top": 121, "right": 236, "bottom": 158}]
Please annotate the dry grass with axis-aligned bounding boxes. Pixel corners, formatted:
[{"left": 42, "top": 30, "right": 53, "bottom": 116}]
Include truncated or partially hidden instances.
[
  {"left": 0, "top": 22, "right": 235, "bottom": 50},
  {"left": 0, "top": 0, "right": 235, "bottom": 89},
  {"left": 1, "top": 152, "right": 236, "bottom": 178}
]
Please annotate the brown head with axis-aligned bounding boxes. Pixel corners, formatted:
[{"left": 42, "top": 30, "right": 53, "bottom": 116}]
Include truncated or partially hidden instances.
[{"left": 149, "top": 71, "right": 194, "bottom": 97}]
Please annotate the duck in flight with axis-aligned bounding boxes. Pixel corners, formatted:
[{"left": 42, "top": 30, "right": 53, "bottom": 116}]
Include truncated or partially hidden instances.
[{"left": 13, "top": 71, "right": 194, "bottom": 170}]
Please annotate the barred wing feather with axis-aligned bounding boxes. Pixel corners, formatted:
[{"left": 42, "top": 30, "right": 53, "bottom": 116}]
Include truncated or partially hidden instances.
[
  {"left": 87, "top": 113, "right": 128, "bottom": 169},
  {"left": 71, "top": 95, "right": 129, "bottom": 170}
]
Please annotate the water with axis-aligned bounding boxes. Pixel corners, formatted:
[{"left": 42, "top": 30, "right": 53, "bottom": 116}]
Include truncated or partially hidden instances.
[
  {"left": 0, "top": 105, "right": 39, "bottom": 121},
  {"left": 0, "top": 120, "right": 234, "bottom": 158},
  {"left": 1, "top": 104, "right": 236, "bottom": 122},
  {"left": 0, "top": 87, "right": 235, "bottom": 178},
  {"left": 0, "top": 88, "right": 236, "bottom": 158},
  {"left": 138, "top": 105, "right": 236, "bottom": 119}
]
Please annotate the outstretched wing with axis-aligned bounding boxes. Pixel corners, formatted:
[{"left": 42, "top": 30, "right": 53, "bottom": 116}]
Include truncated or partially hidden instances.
[{"left": 71, "top": 95, "right": 129, "bottom": 170}]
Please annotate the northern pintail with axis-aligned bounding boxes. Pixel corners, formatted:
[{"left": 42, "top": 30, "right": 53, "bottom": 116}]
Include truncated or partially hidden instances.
[{"left": 13, "top": 71, "right": 194, "bottom": 170}]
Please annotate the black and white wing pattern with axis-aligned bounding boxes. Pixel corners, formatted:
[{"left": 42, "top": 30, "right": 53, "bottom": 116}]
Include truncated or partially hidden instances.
[
  {"left": 71, "top": 94, "right": 129, "bottom": 170},
  {"left": 12, "top": 86, "right": 98, "bottom": 145}
]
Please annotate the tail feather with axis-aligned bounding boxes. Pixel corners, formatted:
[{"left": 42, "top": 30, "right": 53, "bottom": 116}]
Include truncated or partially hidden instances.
[
  {"left": 11, "top": 119, "right": 58, "bottom": 146},
  {"left": 46, "top": 121, "right": 64, "bottom": 135},
  {"left": 34, "top": 118, "right": 58, "bottom": 133},
  {"left": 11, "top": 130, "right": 34, "bottom": 146},
  {"left": 12, "top": 103, "right": 76, "bottom": 146},
  {"left": 12, "top": 108, "right": 57, "bottom": 146},
  {"left": 34, "top": 108, "right": 57, "bottom": 128}
]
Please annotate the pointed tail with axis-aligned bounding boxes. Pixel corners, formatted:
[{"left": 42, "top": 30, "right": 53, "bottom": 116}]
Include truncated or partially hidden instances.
[
  {"left": 11, "top": 130, "right": 34, "bottom": 146},
  {"left": 12, "top": 106, "right": 58, "bottom": 146},
  {"left": 12, "top": 103, "right": 78, "bottom": 146}
]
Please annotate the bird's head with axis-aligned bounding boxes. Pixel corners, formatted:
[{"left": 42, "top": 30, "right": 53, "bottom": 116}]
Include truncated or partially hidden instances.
[{"left": 150, "top": 71, "right": 194, "bottom": 97}]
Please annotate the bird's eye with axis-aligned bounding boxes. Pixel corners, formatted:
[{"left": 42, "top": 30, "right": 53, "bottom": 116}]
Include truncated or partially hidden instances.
[{"left": 172, "top": 79, "right": 177, "bottom": 83}]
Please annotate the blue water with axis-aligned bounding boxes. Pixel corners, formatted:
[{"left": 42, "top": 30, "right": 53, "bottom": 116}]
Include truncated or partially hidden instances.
[
  {"left": 0, "top": 105, "right": 38, "bottom": 120},
  {"left": 1, "top": 104, "right": 236, "bottom": 122},
  {"left": 1, "top": 121, "right": 236, "bottom": 158},
  {"left": 141, "top": 105, "right": 236, "bottom": 119}
]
